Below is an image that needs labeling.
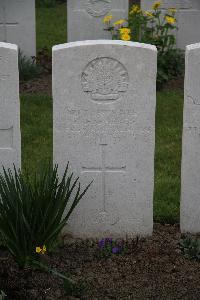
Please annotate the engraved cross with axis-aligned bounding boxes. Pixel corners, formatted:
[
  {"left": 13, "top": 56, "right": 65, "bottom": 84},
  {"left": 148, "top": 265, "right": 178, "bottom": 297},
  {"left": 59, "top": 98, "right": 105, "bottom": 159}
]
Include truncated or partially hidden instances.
[
  {"left": 0, "top": 0, "right": 19, "bottom": 42},
  {"left": 81, "top": 144, "right": 126, "bottom": 212}
]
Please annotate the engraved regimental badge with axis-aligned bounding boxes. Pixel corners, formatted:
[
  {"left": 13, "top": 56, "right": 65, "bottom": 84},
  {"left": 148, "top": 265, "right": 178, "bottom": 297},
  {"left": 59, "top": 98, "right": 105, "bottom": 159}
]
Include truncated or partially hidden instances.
[
  {"left": 86, "top": 0, "right": 111, "bottom": 17},
  {"left": 81, "top": 57, "right": 129, "bottom": 101}
]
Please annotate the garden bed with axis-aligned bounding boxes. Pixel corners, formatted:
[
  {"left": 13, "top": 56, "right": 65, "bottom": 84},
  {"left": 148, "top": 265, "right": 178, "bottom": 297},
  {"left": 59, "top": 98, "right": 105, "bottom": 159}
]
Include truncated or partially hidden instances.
[{"left": 1, "top": 224, "right": 200, "bottom": 299}]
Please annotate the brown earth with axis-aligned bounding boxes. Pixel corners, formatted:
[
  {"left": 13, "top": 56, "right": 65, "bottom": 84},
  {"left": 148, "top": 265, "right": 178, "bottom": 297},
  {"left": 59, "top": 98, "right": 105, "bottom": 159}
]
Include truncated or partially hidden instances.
[
  {"left": 20, "top": 74, "right": 52, "bottom": 97},
  {"left": 1, "top": 224, "right": 200, "bottom": 300}
]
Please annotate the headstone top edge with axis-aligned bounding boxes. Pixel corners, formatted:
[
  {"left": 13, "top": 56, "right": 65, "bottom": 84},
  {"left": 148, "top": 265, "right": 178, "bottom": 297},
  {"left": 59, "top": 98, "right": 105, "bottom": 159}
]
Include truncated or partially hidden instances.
[
  {"left": 0, "top": 42, "right": 18, "bottom": 51},
  {"left": 186, "top": 43, "right": 200, "bottom": 52},
  {"left": 52, "top": 40, "right": 157, "bottom": 53}
]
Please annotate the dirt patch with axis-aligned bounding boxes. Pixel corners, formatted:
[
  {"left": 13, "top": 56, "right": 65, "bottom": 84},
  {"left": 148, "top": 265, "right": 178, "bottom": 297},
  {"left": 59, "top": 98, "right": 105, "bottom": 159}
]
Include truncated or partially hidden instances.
[
  {"left": 20, "top": 74, "right": 52, "bottom": 97},
  {"left": 1, "top": 224, "right": 200, "bottom": 299},
  {"left": 163, "top": 77, "right": 184, "bottom": 91}
]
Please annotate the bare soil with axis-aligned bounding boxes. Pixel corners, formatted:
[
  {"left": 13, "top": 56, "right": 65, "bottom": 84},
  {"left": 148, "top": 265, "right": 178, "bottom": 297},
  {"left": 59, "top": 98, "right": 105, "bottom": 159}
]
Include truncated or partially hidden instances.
[
  {"left": 20, "top": 74, "right": 52, "bottom": 96},
  {"left": 1, "top": 224, "right": 200, "bottom": 300}
]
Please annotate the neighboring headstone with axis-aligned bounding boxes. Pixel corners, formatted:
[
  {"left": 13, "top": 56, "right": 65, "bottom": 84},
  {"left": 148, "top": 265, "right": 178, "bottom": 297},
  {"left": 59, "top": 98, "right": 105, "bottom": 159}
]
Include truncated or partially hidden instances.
[
  {"left": 181, "top": 43, "right": 200, "bottom": 233},
  {"left": 141, "top": 0, "right": 200, "bottom": 50},
  {"left": 67, "top": 0, "right": 129, "bottom": 42},
  {"left": 0, "top": 0, "right": 36, "bottom": 57},
  {"left": 53, "top": 40, "right": 157, "bottom": 238},
  {"left": 0, "top": 43, "right": 21, "bottom": 172}
]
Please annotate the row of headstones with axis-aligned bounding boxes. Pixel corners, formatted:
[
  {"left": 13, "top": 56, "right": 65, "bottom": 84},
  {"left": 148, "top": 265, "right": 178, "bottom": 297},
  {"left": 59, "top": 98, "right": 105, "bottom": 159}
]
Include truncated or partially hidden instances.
[
  {"left": 2, "top": 0, "right": 200, "bottom": 57},
  {"left": 1, "top": 40, "right": 200, "bottom": 238}
]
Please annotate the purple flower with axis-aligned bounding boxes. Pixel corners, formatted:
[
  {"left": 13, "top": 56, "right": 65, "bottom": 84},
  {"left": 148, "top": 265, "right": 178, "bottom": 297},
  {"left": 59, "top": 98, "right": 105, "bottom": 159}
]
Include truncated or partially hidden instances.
[
  {"left": 112, "top": 246, "right": 122, "bottom": 254},
  {"left": 98, "top": 238, "right": 106, "bottom": 249}
]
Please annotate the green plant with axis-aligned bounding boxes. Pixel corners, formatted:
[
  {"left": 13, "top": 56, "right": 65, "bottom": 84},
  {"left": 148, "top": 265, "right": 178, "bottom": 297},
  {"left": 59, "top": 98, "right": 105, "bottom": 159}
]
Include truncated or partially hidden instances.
[
  {"left": 0, "top": 164, "right": 91, "bottom": 268},
  {"left": 180, "top": 237, "right": 200, "bottom": 261},
  {"left": 98, "top": 238, "right": 127, "bottom": 258},
  {"left": 18, "top": 50, "right": 43, "bottom": 81},
  {"left": 103, "top": 2, "right": 184, "bottom": 87},
  {"left": 63, "top": 278, "right": 87, "bottom": 297},
  {"left": 157, "top": 48, "right": 184, "bottom": 88},
  {"left": 0, "top": 291, "right": 6, "bottom": 300}
]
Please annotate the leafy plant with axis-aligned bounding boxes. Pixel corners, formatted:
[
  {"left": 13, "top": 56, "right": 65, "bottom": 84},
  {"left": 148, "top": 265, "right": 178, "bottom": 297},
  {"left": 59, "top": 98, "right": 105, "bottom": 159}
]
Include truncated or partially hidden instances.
[
  {"left": 157, "top": 48, "right": 184, "bottom": 88},
  {"left": 98, "top": 238, "right": 127, "bottom": 258},
  {"left": 180, "top": 237, "right": 200, "bottom": 261},
  {"left": 0, "top": 164, "right": 92, "bottom": 268},
  {"left": 63, "top": 278, "right": 87, "bottom": 297},
  {"left": 0, "top": 291, "right": 6, "bottom": 300},
  {"left": 18, "top": 50, "right": 43, "bottom": 82},
  {"left": 103, "top": 1, "right": 184, "bottom": 87}
]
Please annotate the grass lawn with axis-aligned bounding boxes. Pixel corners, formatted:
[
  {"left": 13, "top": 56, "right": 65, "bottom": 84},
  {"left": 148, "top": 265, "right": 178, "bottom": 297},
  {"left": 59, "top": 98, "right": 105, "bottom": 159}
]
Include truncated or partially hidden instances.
[
  {"left": 36, "top": 3, "right": 67, "bottom": 53},
  {"left": 21, "top": 3, "right": 184, "bottom": 224},
  {"left": 155, "top": 90, "right": 183, "bottom": 223},
  {"left": 21, "top": 95, "right": 52, "bottom": 173}
]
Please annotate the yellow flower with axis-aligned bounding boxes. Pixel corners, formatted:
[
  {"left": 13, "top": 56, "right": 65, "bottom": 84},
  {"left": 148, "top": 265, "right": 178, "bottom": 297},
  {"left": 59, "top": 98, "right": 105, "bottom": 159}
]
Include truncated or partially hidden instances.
[
  {"left": 41, "top": 245, "right": 46, "bottom": 254},
  {"left": 121, "top": 34, "right": 131, "bottom": 41},
  {"left": 144, "top": 11, "right": 154, "bottom": 18},
  {"left": 130, "top": 5, "right": 141, "bottom": 15},
  {"left": 36, "top": 245, "right": 47, "bottom": 254},
  {"left": 152, "top": 1, "right": 161, "bottom": 10},
  {"left": 103, "top": 15, "right": 113, "bottom": 23},
  {"left": 113, "top": 19, "right": 126, "bottom": 27},
  {"left": 168, "top": 7, "right": 177, "bottom": 14},
  {"left": 119, "top": 27, "right": 131, "bottom": 35},
  {"left": 36, "top": 247, "right": 42, "bottom": 253},
  {"left": 165, "top": 15, "right": 176, "bottom": 24}
]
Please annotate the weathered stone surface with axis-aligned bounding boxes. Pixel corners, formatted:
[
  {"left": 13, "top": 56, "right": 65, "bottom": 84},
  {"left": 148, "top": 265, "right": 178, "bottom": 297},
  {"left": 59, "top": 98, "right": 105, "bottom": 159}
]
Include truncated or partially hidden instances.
[
  {"left": 67, "top": 0, "right": 129, "bottom": 42},
  {"left": 141, "top": 0, "right": 200, "bottom": 50},
  {"left": 181, "top": 43, "right": 200, "bottom": 233},
  {"left": 0, "top": 0, "right": 36, "bottom": 57},
  {"left": 0, "top": 42, "right": 21, "bottom": 172},
  {"left": 53, "top": 40, "right": 157, "bottom": 238}
]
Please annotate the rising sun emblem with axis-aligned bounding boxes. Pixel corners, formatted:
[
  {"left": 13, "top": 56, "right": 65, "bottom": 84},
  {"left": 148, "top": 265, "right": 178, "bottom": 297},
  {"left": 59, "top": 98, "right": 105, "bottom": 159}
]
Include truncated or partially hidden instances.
[
  {"left": 86, "top": 0, "right": 111, "bottom": 17},
  {"left": 81, "top": 57, "right": 129, "bottom": 102}
]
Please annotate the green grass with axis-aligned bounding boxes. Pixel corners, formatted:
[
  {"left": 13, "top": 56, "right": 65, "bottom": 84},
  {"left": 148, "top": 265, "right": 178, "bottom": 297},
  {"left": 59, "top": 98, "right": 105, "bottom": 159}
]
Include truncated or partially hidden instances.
[
  {"left": 154, "top": 90, "right": 183, "bottom": 223},
  {"left": 36, "top": 3, "right": 67, "bottom": 52},
  {"left": 21, "top": 95, "right": 52, "bottom": 173}
]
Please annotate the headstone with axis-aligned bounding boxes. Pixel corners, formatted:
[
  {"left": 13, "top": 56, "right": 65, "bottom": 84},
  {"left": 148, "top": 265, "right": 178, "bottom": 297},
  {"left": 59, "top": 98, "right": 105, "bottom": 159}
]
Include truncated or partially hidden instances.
[
  {"left": 181, "top": 43, "right": 200, "bottom": 233},
  {"left": 0, "top": 0, "right": 36, "bottom": 57},
  {"left": 67, "top": 0, "right": 129, "bottom": 42},
  {"left": 53, "top": 40, "right": 157, "bottom": 238},
  {"left": 0, "top": 42, "right": 21, "bottom": 172},
  {"left": 141, "top": 0, "right": 200, "bottom": 50}
]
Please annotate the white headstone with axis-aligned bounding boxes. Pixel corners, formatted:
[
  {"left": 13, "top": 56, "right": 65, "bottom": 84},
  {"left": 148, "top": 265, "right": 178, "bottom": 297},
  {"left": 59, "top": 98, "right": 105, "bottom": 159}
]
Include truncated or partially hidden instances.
[
  {"left": 53, "top": 40, "right": 157, "bottom": 238},
  {"left": 67, "top": 0, "right": 129, "bottom": 42},
  {"left": 181, "top": 43, "right": 200, "bottom": 233},
  {"left": 0, "top": 43, "right": 21, "bottom": 172},
  {"left": 141, "top": 0, "right": 200, "bottom": 50},
  {"left": 0, "top": 0, "right": 36, "bottom": 57}
]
